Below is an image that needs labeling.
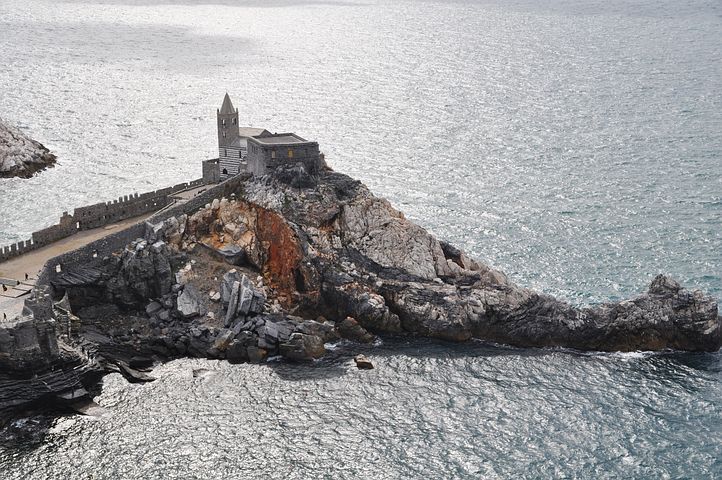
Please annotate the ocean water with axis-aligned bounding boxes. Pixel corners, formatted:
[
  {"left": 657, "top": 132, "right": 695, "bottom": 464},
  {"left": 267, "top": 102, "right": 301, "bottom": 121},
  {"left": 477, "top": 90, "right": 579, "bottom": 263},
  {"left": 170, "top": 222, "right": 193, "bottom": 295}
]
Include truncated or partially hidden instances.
[{"left": 0, "top": 0, "right": 720, "bottom": 477}]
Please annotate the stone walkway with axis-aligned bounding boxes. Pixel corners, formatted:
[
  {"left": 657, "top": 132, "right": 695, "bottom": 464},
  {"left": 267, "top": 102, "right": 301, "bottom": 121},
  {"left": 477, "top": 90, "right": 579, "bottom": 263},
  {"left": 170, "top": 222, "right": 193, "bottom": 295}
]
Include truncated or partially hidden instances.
[
  {"left": 0, "top": 182, "right": 214, "bottom": 324},
  {"left": 0, "top": 213, "right": 153, "bottom": 324}
]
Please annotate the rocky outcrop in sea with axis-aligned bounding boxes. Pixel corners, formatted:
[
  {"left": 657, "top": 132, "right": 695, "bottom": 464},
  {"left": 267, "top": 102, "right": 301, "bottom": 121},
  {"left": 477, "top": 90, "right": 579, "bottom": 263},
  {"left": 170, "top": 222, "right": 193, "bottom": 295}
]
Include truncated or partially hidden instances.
[
  {"left": 0, "top": 119, "right": 56, "bottom": 178},
  {"left": 1, "top": 166, "right": 720, "bottom": 415}
]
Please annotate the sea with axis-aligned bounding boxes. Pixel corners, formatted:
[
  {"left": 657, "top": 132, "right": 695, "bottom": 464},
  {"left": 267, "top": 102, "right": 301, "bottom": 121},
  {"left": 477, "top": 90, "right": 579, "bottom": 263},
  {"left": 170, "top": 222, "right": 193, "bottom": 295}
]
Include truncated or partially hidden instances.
[{"left": 0, "top": 0, "right": 720, "bottom": 477}]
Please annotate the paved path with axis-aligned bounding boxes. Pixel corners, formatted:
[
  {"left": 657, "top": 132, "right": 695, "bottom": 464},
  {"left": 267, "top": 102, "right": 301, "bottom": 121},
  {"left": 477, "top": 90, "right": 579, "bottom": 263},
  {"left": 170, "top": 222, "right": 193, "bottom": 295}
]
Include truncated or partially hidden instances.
[
  {"left": 0, "top": 182, "right": 214, "bottom": 324},
  {"left": 0, "top": 213, "right": 153, "bottom": 324}
]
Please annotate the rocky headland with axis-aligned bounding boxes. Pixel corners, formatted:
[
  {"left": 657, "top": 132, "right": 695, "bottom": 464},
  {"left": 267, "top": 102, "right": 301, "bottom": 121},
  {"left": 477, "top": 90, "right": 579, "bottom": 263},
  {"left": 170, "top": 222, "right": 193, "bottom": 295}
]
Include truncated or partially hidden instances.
[
  {"left": 1, "top": 166, "right": 720, "bottom": 417},
  {"left": 0, "top": 119, "right": 56, "bottom": 178}
]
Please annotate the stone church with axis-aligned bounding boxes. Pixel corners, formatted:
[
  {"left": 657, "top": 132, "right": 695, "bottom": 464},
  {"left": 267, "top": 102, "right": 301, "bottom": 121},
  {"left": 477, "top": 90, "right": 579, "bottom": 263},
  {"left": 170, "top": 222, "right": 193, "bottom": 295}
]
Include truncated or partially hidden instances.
[{"left": 215, "top": 93, "right": 323, "bottom": 180}]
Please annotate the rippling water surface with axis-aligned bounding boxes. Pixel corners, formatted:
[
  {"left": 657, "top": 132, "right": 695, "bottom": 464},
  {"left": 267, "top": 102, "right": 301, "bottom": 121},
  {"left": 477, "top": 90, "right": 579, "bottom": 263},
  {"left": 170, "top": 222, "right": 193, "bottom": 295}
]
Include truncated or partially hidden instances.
[{"left": 0, "top": 0, "right": 720, "bottom": 477}]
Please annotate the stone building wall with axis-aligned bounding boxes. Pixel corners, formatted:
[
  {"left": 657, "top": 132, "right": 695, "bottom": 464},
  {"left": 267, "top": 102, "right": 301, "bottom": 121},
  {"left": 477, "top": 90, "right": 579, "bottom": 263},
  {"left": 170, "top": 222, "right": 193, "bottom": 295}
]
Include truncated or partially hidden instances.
[{"left": 246, "top": 140, "right": 321, "bottom": 176}]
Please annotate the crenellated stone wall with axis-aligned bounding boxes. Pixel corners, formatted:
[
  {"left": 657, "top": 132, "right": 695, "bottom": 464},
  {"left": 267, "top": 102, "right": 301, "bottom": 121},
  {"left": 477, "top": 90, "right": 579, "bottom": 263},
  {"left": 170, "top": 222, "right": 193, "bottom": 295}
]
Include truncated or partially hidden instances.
[
  {"left": 34, "top": 173, "right": 250, "bottom": 289},
  {"left": 0, "top": 178, "right": 207, "bottom": 263}
]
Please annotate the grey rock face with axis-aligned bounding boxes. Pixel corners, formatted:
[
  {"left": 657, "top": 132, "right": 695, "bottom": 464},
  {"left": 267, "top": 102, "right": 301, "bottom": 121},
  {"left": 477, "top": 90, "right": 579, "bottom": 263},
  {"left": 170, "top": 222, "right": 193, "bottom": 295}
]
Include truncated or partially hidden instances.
[
  {"left": 177, "top": 285, "right": 205, "bottom": 318},
  {"left": 0, "top": 118, "right": 57, "bottom": 178},
  {"left": 237, "top": 170, "right": 721, "bottom": 352},
  {"left": 223, "top": 272, "right": 265, "bottom": 326}
]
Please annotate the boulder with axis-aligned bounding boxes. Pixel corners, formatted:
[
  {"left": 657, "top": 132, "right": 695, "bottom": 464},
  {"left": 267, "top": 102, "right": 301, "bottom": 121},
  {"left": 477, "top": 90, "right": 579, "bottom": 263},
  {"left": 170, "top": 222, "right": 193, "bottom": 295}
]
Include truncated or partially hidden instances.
[
  {"left": 221, "top": 269, "right": 243, "bottom": 304},
  {"left": 226, "top": 340, "right": 248, "bottom": 363},
  {"left": 338, "top": 317, "right": 375, "bottom": 343},
  {"left": 354, "top": 354, "right": 374, "bottom": 369},
  {"left": 280, "top": 333, "right": 326, "bottom": 361},
  {"left": 246, "top": 345, "right": 268, "bottom": 363},
  {"left": 223, "top": 273, "right": 266, "bottom": 325},
  {"left": 177, "top": 284, "right": 205, "bottom": 318},
  {"left": 295, "top": 320, "right": 339, "bottom": 343}
]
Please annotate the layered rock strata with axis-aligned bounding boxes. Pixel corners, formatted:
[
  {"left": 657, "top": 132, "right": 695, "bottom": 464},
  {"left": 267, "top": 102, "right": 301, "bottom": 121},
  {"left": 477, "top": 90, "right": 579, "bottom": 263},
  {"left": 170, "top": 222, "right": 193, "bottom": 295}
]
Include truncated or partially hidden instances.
[{"left": 2, "top": 166, "right": 720, "bottom": 415}]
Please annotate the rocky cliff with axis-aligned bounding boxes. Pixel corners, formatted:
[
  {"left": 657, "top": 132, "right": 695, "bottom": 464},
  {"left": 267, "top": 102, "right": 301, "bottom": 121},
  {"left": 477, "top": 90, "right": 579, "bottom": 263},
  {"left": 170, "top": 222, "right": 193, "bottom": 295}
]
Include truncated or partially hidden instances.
[
  {"left": 1, "top": 166, "right": 720, "bottom": 415},
  {"left": 0, "top": 119, "right": 56, "bottom": 178}
]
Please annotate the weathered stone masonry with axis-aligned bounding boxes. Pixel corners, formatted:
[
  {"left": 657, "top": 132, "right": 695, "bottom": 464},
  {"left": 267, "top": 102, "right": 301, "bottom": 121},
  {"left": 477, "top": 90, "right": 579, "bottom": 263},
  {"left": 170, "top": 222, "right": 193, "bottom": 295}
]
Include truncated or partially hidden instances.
[{"left": 0, "top": 179, "right": 206, "bottom": 263}]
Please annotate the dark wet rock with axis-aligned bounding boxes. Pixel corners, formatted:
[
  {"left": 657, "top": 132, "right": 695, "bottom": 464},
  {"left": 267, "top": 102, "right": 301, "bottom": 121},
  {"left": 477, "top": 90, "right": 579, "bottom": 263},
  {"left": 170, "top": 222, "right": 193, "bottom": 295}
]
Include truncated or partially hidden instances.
[
  {"left": 295, "top": 319, "right": 339, "bottom": 343},
  {"left": 247, "top": 345, "right": 268, "bottom": 363},
  {"left": 226, "top": 340, "right": 249, "bottom": 363},
  {"left": 338, "top": 317, "right": 375, "bottom": 343},
  {"left": 145, "top": 301, "right": 163, "bottom": 316},
  {"left": 117, "top": 361, "right": 154, "bottom": 383},
  {"left": 354, "top": 354, "right": 374, "bottom": 369},
  {"left": 280, "top": 333, "right": 325, "bottom": 361}
]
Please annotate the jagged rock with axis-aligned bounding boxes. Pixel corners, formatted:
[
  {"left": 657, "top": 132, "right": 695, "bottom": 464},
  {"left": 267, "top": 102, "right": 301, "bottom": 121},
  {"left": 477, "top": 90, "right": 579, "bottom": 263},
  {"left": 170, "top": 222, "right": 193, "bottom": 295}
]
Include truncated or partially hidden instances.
[
  {"left": 338, "top": 317, "right": 375, "bottom": 343},
  {"left": 145, "top": 301, "right": 163, "bottom": 316},
  {"left": 2, "top": 164, "right": 718, "bottom": 418},
  {"left": 648, "top": 274, "right": 681, "bottom": 296},
  {"left": 177, "top": 284, "right": 205, "bottom": 318},
  {"left": 221, "top": 269, "right": 243, "bottom": 304},
  {"left": 280, "top": 333, "right": 325, "bottom": 361},
  {"left": 0, "top": 118, "right": 57, "bottom": 178},
  {"left": 354, "top": 354, "right": 374, "bottom": 369},
  {"left": 223, "top": 273, "right": 266, "bottom": 325},
  {"left": 257, "top": 315, "right": 295, "bottom": 349},
  {"left": 295, "top": 320, "right": 339, "bottom": 343}
]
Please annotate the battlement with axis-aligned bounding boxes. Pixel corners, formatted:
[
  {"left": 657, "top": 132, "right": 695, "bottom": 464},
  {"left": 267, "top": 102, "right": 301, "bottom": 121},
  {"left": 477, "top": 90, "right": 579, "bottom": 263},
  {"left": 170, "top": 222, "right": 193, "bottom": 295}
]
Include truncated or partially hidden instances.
[{"left": 0, "top": 178, "right": 206, "bottom": 264}]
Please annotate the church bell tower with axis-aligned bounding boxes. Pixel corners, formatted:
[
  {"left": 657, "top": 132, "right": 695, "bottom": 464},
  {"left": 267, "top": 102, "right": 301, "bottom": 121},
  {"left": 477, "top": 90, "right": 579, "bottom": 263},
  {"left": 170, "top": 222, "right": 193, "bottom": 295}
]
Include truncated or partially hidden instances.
[{"left": 217, "top": 93, "right": 239, "bottom": 149}]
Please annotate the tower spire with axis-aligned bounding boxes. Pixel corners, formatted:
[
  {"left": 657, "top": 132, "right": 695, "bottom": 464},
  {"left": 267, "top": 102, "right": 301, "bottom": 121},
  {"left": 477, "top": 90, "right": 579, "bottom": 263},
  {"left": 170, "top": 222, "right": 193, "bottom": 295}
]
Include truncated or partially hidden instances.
[{"left": 220, "top": 92, "right": 236, "bottom": 114}]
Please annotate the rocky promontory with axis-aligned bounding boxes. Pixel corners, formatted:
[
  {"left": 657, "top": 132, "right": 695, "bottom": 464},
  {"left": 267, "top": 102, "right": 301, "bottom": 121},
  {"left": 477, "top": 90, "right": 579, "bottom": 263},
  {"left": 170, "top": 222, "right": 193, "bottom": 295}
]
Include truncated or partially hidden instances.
[
  {"left": 0, "top": 119, "right": 56, "bottom": 178},
  {"left": 1, "top": 166, "right": 720, "bottom": 415}
]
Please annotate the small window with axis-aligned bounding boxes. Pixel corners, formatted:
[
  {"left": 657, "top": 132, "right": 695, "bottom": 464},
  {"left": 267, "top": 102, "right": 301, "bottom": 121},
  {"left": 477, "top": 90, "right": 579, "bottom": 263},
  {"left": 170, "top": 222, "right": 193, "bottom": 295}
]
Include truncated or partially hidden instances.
[
  {"left": 224, "top": 149, "right": 227, "bottom": 156},
  {"left": 223, "top": 132, "right": 226, "bottom": 138},
  {"left": 222, "top": 119, "right": 226, "bottom": 126},
  {"left": 271, "top": 150, "right": 276, "bottom": 159},
  {"left": 232, "top": 118, "right": 236, "bottom": 125},
  {"left": 288, "top": 149, "right": 294, "bottom": 158},
  {"left": 222, "top": 168, "right": 228, "bottom": 175},
  {"left": 239, "top": 151, "right": 242, "bottom": 158}
]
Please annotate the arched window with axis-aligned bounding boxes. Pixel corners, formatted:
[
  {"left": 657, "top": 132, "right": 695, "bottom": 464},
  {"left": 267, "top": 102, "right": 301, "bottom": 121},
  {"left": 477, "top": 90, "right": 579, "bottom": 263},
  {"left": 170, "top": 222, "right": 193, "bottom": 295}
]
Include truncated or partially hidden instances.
[
  {"left": 222, "top": 119, "right": 226, "bottom": 126},
  {"left": 222, "top": 168, "right": 228, "bottom": 175}
]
